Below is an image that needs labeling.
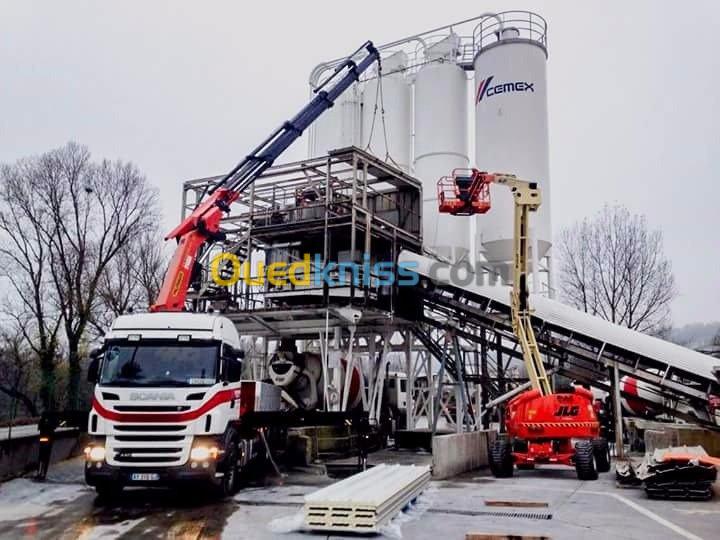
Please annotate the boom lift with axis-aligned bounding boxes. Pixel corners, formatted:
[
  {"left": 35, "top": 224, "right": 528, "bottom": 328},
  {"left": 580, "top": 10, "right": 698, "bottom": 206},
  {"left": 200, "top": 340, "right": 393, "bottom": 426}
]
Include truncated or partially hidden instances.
[
  {"left": 438, "top": 169, "right": 608, "bottom": 480},
  {"left": 151, "top": 41, "right": 380, "bottom": 312}
]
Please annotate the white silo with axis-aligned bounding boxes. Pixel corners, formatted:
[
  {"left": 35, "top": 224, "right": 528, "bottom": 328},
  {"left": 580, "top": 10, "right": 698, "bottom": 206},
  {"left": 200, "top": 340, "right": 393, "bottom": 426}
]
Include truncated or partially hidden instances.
[
  {"left": 308, "top": 80, "right": 362, "bottom": 157},
  {"left": 361, "top": 51, "right": 412, "bottom": 171},
  {"left": 414, "top": 34, "right": 470, "bottom": 262},
  {"left": 474, "top": 22, "right": 551, "bottom": 284}
]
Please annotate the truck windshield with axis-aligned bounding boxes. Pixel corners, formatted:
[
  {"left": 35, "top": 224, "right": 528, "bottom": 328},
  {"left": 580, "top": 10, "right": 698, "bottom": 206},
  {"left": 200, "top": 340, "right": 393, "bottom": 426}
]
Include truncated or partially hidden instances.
[{"left": 99, "top": 342, "right": 219, "bottom": 387}]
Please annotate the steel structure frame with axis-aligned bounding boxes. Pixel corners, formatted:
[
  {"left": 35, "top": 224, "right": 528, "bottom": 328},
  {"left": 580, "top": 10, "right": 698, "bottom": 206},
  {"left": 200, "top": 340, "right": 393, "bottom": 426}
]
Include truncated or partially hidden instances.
[
  {"left": 178, "top": 147, "right": 719, "bottom": 435},
  {"left": 181, "top": 146, "right": 421, "bottom": 312},
  {"left": 180, "top": 147, "right": 453, "bottom": 424}
]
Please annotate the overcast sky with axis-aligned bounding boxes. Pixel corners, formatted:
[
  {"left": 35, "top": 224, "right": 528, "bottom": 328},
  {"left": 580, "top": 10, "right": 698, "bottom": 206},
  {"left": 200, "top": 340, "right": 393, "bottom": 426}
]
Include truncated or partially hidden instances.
[{"left": 1, "top": 0, "right": 718, "bottom": 326}]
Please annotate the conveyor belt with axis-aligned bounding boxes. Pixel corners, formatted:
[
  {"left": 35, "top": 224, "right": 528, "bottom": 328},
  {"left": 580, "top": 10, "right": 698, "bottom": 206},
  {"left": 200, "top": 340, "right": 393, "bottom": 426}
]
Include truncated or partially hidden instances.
[{"left": 399, "top": 250, "right": 720, "bottom": 427}]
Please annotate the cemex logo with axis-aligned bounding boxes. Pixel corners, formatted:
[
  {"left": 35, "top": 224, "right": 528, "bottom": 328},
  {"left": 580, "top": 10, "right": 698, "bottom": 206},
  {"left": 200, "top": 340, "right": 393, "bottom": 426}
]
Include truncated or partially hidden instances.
[{"left": 475, "top": 75, "right": 535, "bottom": 104}]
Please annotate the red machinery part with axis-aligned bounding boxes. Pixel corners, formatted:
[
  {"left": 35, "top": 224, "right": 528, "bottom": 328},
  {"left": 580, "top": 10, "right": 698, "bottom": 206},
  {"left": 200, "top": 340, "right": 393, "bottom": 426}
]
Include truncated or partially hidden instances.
[
  {"left": 151, "top": 188, "right": 238, "bottom": 312},
  {"left": 620, "top": 375, "right": 662, "bottom": 417},
  {"left": 514, "top": 439, "right": 577, "bottom": 467},
  {"left": 506, "top": 387, "right": 600, "bottom": 466},
  {"left": 341, "top": 357, "right": 364, "bottom": 410},
  {"left": 437, "top": 168, "right": 492, "bottom": 215},
  {"left": 656, "top": 451, "right": 720, "bottom": 468}
]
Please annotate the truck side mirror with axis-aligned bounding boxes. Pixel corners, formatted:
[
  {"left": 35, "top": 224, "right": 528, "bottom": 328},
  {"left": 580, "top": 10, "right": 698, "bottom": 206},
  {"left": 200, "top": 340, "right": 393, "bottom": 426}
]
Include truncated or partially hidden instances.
[
  {"left": 222, "top": 357, "right": 243, "bottom": 383},
  {"left": 87, "top": 357, "right": 100, "bottom": 384},
  {"left": 87, "top": 347, "right": 104, "bottom": 384}
]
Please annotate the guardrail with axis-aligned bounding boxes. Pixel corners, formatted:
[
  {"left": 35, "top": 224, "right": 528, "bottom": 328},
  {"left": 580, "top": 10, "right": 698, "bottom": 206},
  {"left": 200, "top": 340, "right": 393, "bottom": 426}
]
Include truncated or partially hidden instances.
[{"left": 0, "top": 426, "right": 85, "bottom": 481}]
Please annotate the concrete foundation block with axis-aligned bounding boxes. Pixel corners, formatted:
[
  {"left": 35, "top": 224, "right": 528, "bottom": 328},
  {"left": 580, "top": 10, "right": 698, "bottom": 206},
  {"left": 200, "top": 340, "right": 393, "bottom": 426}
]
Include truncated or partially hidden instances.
[
  {"left": 431, "top": 430, "right": 491, "bottom": 480},
  {"left": 644, "top": 429, "right": 676, "bottom": 453},
  {"left": 644, "top": 425, "right": 720, "bottom": 456},
  {"left": 0, "top": 429, "right": 83, "bottom": 480}
]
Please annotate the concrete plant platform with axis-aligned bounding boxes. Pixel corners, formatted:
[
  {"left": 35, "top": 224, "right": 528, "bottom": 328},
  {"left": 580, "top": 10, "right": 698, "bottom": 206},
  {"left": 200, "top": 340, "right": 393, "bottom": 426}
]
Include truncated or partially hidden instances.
[{"left": 0, "top": 456, "right": 718, "bottom": 539}]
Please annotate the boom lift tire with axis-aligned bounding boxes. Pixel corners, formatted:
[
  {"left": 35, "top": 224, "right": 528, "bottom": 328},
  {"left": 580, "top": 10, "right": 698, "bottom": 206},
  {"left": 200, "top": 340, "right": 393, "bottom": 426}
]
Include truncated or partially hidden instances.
[
  {"left": 574, "top": 440, "right": 598, "bottom": 480},
  {"left": 593, "top": 437, "right": 611, "bottom": 473},
  {"left": 489, "top": 439, "right": 514, "bottom": 478}
]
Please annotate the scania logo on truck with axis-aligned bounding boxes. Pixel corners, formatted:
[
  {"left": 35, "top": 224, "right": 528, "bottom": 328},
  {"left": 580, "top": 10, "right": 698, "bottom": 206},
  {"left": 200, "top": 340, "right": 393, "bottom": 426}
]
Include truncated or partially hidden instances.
[
  {"left": 475, "top": 75, "right": 534, "bottom": 104},
  {"left": 129, "top": 391, "right": 175, "bottom": 401}
]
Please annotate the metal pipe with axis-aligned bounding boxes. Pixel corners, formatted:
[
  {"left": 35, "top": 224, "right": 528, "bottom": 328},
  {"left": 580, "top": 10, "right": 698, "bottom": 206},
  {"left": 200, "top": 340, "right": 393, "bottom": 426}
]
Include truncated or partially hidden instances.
[
  {"left": 341, "top": 325, "right": 357, "bottom": 411},
  {"left": 479, "top": 368, "right": 558, "bottom": 416},
  {"left": 612, "top": 364, "right": 625, "bottom": 458},
  {"left": 404, "top": 330, "right": 414, "bottom": 430}
]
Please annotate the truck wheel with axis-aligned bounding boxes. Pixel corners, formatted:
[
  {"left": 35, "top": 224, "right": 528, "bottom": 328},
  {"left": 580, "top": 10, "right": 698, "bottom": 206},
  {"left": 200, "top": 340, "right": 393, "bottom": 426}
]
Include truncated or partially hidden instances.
[
  {"left": 593, "top": 438, "right": 611, "bottom": 473},
  {"left": 215, "top": 443, "right": 239, "bottom": 498},
  {"left": 489, "top": 439, "right": 514, "bottom": 478},
  {"left": 95, "top": 483, "right": 123, "bottom": 500},
  {"left": 575, "top": 440, "right": 598, "bottom": 480}
]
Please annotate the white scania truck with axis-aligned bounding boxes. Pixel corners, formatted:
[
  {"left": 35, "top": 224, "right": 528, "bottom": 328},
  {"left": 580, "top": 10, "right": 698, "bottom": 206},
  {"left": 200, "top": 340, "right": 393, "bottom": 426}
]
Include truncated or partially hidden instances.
[{"left": 85, "top": 312, "right": 280, "bottom": 497}]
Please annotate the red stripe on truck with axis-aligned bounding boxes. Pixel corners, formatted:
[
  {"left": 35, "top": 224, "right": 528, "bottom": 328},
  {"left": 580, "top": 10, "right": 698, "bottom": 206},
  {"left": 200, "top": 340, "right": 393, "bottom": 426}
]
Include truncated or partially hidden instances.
[{"left": 92, "top": 387, "right": 243, "bottom": 423}]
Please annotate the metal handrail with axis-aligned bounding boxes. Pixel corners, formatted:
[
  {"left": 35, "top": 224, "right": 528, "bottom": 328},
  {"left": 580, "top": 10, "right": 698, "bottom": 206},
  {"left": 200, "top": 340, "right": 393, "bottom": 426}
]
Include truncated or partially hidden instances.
[
  {"left": 474, "top": 11, "right": 548, "bottom": 53},
  {"left": 309, "top": 12, "right": 505, "bottom": 86},
  {"left": 309, "top": 11, "right": 547, "bottom": 90}
]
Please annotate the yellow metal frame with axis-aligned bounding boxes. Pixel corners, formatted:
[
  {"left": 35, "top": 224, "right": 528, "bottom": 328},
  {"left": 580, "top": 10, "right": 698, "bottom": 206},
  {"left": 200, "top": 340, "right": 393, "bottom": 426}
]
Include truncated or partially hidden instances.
[{"left": 492, "top": 175, "right": 551, "bottom": 396}]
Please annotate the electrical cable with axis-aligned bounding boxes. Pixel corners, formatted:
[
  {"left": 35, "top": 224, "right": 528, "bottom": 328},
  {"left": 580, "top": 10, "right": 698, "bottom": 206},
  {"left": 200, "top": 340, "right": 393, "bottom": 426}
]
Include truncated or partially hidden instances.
[
  {"left": 259, "top": 428, "right": 283, "bottom": 478},
  {"left": 363, "top": 63, "right": 382, "bottom": 154},
  {"left": 377, "top": 69, "right": 401, "bottom": 169}
]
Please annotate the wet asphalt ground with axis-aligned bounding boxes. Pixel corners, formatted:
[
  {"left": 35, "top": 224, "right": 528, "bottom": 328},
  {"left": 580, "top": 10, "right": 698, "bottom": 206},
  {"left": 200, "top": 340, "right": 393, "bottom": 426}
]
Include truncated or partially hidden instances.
[{"left": 1, "top": 454, "right": 719, "bottom": 539}]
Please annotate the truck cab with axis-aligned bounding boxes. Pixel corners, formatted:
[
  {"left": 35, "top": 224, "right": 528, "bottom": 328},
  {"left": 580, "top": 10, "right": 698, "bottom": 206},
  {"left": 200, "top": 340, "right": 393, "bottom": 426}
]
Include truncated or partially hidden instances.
[{"left": 85, "top": 312, "right": 280, "bottom": 497}]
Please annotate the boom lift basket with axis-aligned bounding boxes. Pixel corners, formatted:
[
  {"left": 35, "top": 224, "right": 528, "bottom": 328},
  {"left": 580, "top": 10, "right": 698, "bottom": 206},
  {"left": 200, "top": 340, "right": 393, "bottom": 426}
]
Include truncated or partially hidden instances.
[{"left": 437, "top": 168, "right": 492, "bottom": 215}]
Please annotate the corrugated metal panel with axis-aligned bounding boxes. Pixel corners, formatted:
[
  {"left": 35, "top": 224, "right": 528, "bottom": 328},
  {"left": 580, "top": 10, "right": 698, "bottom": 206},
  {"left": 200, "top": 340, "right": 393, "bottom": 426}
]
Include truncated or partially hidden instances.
[
  {"left": 304, "top": 464, "right": 431, "bottom": 532},
  {"left": 399, "top": 250, "right": 719, "bottom": 383}
]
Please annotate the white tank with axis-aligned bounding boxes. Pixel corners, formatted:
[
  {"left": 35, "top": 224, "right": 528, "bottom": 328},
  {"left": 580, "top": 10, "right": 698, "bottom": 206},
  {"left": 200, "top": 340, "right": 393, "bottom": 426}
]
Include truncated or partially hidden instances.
[
  {"left": 361, "top": 51, "right": 412, "bottom": 171},
  {"left": 308, "top": 82, "right": 362, "bottom": 157},
  {"left": 473, "top": 27, "right": 551, "bottom": 271},
  {"left": 414, "top": 34, "right": 470, "bottom": 262}
]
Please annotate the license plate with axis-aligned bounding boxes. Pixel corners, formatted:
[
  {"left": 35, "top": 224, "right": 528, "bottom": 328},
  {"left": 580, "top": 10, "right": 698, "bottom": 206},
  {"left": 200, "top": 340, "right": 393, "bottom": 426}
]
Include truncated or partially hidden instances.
[{"left": 130, "top": 473, "right": 159, "bottom": 481}]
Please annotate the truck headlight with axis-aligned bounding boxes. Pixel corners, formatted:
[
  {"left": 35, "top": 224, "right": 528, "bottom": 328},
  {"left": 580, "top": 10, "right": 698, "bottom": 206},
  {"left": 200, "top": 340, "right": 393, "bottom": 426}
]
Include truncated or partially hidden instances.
[
  {"left": 190, "top": 445, "right": 219, "bottom": 461},
  {"left": 84, "top": 445, "right": 106, "bottom": 462}
]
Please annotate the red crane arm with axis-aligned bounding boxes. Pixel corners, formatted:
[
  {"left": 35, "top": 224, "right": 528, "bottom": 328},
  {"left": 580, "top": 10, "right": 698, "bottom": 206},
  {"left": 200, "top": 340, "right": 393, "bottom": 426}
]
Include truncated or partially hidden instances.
[{"left": 150, "top": 188, "right": 237, "bottom": 312}]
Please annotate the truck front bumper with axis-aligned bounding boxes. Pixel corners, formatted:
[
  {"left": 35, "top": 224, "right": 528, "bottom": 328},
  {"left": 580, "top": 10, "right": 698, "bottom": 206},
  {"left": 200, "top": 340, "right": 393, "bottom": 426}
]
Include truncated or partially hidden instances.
[{"left": 84, "top": 460, "right": 221, "bottom": 488}]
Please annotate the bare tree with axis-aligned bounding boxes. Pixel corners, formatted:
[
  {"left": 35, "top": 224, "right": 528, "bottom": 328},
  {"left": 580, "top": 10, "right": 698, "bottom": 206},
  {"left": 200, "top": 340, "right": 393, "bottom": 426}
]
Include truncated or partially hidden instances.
[
  {"left": 0, "top": 143, "right": 159, "bottom": 409},
  {"left": 0, "top": 328, "right": 40, "bottom": 418},
  {"left": 557, "top": 205, "right": 676, "bottom": 333},
  {"left": 0, "top": 160, "right": 63, "bottom": 410},
  {"left": 90, "top": 232, "right": 166, "bottom": 338}
]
